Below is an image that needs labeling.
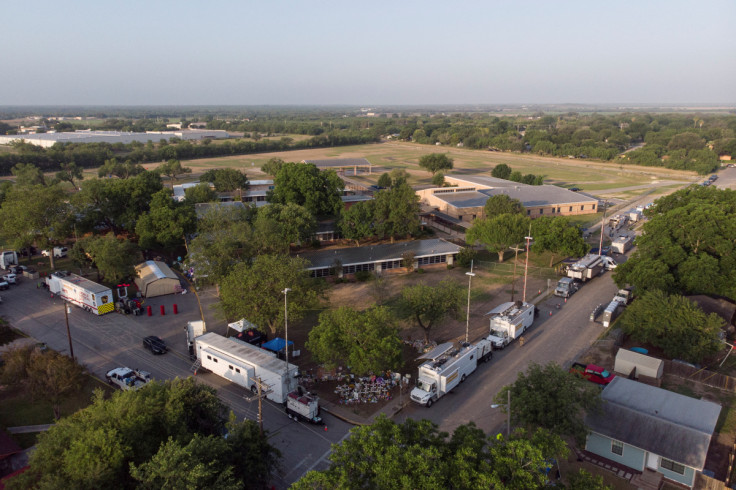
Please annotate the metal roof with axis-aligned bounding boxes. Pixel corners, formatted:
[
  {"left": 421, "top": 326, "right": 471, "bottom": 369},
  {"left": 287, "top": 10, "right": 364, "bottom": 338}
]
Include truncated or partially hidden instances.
[
  {"left": 299, "top": 238, "right": 463, "bottom": 270},
  {"left": 418, "top": 342, "right": 454, "bottom": 360},
  {"left": 585, "top": 377, "right": 720, "bottom": 469},
  {"left": 52, "top": 271, "right": 111, "bottom": 294},
  {"left": 196, "top": 332, "right": 297, "bottom": 375},
  {"left": 434, "top": 185, "right": 597, "bottom": 208}
]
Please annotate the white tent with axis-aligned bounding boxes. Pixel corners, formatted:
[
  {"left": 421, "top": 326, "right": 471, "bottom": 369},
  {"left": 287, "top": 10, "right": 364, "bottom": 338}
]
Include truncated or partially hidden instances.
[
  {"left": 135, "top": 261, "right": 181, "bottom": 298},
  {"left": 614, "top": 349, "right": 664, "bottom": 379}
]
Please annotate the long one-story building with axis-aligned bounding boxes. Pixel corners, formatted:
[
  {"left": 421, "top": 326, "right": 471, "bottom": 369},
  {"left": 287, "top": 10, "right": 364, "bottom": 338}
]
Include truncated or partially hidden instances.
[
  {"left": 299, "top": 238, "right": 462, "bottom": 278},
  {"left": 417, "top": 175, "right": 599, "bottom": 222},
  {"left": 302, "top": 158, "right": 373, "bottom": 175}
]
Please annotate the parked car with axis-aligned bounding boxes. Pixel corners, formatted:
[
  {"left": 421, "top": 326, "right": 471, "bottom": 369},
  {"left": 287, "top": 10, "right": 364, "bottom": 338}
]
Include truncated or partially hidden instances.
[
  {"left": 41, "top": 247, "right": 68, "bottom": 258},
  {"left": 570, "top": 363, "right": 615, "bottom": 385},
  {"left": 2, "top": 274, "right": 17, "bottom": 284},
  {"left": 0, "top": 280, "right": 8, "bottom": 291},
  {"left": 569, "top": 187, "right": 581, "bottom": 192},
  {"left": 143, "top": 336, "right": 168, "bottom": 355}
]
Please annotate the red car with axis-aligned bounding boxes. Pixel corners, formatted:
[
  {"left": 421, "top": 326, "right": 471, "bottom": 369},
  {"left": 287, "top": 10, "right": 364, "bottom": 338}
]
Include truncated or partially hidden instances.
[{"left": 570, "top": 363, "right": 615, "bottom": 385}]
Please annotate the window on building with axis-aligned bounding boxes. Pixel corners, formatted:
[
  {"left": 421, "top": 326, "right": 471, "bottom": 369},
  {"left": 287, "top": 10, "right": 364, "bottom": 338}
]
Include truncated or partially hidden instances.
[
  {"left": 660, "top": 458, "right": 685, "bottom": 475},
  {"left": 458, "top": 215, "right": 463, "bottom": 220},
  {"left": 472, "top": 215, "right": 476, "bottom": 219},
  {"left": 581, "top": 205, "right": 584, "bottom": 210},
  {"left": 213, "top": 358, "right": 218, "bottom": 363},
  {"left": 539, "top": 209, "right": 543, "bottom": 215},
  {"left": 228, "top": 365, "right": 233, "bottom": 370},
  {"left": 611, "top": 440, "right": 624, "bottom": 456},
  {"left": 417, "top": 255, "right": 447, "bottom": 266},
  {"left": 527, "top": 210, "right": 531, "bottom": 216},
  {"left": 382, "top": 259, "right": 403, "bottom": 270},
  {"left": 557, "top": 207, "right": 561, "bottom": 213},
  {"left": 569, "top": 206, "right": 573, "bottom": 212},
  {"left": 207, "top": 355, "right": 212, "bottom": 360},
  {"left": 235, "top": 368, "right": 241, "bottom": 374}
]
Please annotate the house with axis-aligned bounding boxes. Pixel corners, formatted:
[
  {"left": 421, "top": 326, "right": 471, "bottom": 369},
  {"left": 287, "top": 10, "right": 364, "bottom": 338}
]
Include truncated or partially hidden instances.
[
  {"left": 585, "top": 377, "right": 721, "bottom": 488},
  {"left": 299, "top": 238, "right": 463, "bottom": 278},
  {"left": 417, "top": 174, "right": 599, "bottom": 223}
]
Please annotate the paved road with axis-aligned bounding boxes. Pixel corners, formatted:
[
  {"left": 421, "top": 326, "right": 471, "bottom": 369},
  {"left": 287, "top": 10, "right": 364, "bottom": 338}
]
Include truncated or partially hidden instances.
[{"left": 394, "top": 267, "right": 620, "bottom": 436}]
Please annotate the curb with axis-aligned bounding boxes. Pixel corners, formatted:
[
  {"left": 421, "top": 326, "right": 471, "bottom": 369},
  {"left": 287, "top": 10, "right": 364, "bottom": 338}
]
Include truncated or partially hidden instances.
[{"left": 319, "top": 406, "right": 368, "bottom": 426}]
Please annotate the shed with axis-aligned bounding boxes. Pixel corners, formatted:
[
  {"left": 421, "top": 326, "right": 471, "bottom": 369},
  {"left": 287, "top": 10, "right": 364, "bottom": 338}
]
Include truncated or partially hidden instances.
[
  {"left": 615, "top": 348, "right": 664, "bottom": 379},
  {"left": 134, "top": 261, "right": 181, "bottom": 298}
]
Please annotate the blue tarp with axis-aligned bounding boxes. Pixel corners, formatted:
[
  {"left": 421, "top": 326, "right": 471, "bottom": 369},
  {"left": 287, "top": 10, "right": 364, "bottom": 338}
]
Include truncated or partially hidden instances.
[{"left": 261, "top": 337, "right": 294, "bottom": 353}]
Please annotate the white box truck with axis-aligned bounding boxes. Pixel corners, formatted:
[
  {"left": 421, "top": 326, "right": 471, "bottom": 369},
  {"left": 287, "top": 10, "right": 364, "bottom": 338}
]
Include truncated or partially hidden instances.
[
  {"left": 0, "top": 251, "right": 18, "bottom": 270},
  {"left": 611, "top": 234, "right": 635, "bottom": 255},
  {"left": 486, "top": 301, "right": 535, "bottom": 349},
  {"left": 627, "top": 209, "right": 642, "bottom": 222},
  {"left": 194, "top": 332, "right": 299, "bottom": 404},
  {"left": 567, "top": 254, "right": 604, "bottom": 282},
  {"left": 601, "top": 300, "right": 623, "bottom": 327},
  {"left": 410, "top": 339, "right": 493, "bottom": 408},
  {"left": 45, "top": 271, "right": 114, "bottom": 315},
  {"left": 285, "top": 388, "right": 323, "bottom": 424},
  {"left": 186, "top": 320, "right": 206, "bottom": 358}
]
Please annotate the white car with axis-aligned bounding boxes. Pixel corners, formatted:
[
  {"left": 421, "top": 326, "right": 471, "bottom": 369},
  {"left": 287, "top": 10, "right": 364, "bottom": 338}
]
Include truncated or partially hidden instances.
[
  {"left": 2, "top": 274, "right": 17, "bottom": 284},
  {"left": 41, "top": 247, "right": 68, "bottom": 258}
]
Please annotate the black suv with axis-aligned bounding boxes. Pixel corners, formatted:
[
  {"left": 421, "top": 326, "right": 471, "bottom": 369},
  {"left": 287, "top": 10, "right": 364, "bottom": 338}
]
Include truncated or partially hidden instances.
[{"left": 142, "top": 336, "right": 167, "bottom": 355}]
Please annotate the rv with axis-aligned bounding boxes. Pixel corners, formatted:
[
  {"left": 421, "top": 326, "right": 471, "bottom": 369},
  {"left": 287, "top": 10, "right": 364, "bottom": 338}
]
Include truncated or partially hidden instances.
[
  {"left": 567, "top": 254, "right": 604, "bottom": 282},
  {"left": 611, "top": 234, "right": 635, "bottom": 255}
]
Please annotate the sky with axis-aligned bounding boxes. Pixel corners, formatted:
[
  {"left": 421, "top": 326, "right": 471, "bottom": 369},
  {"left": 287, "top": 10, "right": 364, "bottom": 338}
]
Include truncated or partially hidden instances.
[{"left": 3, "top": 0, "right": 735, "bottom": 106}]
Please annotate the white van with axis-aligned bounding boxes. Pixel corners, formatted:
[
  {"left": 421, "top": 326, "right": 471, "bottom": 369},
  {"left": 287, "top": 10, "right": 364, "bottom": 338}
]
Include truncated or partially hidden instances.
[{"left": 42, "top": 247, "right": 68, "bottom": 258}]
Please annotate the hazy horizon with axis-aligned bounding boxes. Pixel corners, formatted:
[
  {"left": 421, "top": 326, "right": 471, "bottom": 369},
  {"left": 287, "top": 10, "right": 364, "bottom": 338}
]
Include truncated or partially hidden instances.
[{"left": 4, "top": 0, "right": 735, "bottom": 106}]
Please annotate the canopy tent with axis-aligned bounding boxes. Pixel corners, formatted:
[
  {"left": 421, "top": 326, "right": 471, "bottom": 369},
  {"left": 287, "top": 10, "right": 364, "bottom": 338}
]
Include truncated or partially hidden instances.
[
  {"left": 261, "top": 337, "right": 294, "bottom": 353},
  {"left": 134, "top": 261, "right": 181, "bottom": 298}
]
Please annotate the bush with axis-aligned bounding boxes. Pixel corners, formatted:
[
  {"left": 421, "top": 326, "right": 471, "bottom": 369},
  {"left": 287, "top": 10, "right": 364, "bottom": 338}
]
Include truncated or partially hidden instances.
[
  {"left": 355, "top": 271, "right": 373, "bottom": 282},
  {"left": 446, "top": 264, "right": 455, "bottom": 270},
  {"left": 456, "top": 247, "right": 477, "bottom": 268},
  {"left": 415, "top": 268, "right": 426, "bottom": 274}
]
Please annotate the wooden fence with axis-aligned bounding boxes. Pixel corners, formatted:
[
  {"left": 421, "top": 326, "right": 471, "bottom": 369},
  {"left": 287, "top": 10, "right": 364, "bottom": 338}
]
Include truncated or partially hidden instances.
[{"left": 663, "top": 360, "right": 736, "bottom": 392}]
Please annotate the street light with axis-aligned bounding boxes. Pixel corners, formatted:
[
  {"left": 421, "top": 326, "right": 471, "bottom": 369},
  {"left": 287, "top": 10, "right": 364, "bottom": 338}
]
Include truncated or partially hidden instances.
[
  {"left": 63, "top": 301, "right": 74, "bottom": 360},
  {"left": 465, "top": 260, "right": 475, "bottom": 343},
  {"left": 282, "top": 288, "right": 291, "bottom": 391},
  {"left": 491, "top": 389, "right": 511, "bottom": 437}
]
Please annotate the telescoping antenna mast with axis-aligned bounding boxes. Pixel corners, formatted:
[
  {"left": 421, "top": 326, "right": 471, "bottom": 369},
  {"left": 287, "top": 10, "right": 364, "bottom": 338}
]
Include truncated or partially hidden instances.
[{"left": 522, "top": 225, "right": 532, "bottom": 303}]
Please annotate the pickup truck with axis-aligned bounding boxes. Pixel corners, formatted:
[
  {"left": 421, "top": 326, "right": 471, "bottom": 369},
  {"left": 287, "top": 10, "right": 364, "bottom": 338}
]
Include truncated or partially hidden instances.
[
  {"left": 105, "top": 367, "right": 152, "bottom": 391},
  {"left": 569, "top": 363, "right": 615, "bottom": 386}
]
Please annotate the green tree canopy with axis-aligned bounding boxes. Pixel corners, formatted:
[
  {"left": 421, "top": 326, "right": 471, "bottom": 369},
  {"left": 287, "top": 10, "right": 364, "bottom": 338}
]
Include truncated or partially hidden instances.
[
  {"left": 466, "top": 213, "right": 529, "bottom": 262},
  {"left": 495, "top": 362, "right": 601, "bottom": 445},
  {"left": 97, "top": 158, "right": 145, "bottom": 179},
  {"left": 401, "top": 279, "right": 466, "bottom": 342},
  {"left": 307, "top": 306, "right": 403, "bottom": 376},
  {"left": 491, "top": 163, "right": 512, "bottom": 179},
  {"left": 431, "top": 172, "right": 445, "bottom": 186},
  {"left": 339, "top": 200, "right": 375, "bottom": 246},
  {"left": 418, "top": 153, "right": 454, "bottom": 174},
  {"left": 200, "top": 168, "right": 249, "bottom": 193},
  {"left": 54, "top": 161, "right": 83, "bottom": 189},
  {"left": 184, "top": 182, "right": 218, "bottom": 203},
  {"left": 218, "top": 255, "right": 323, "bottom": 334},
  {"left": 11, "top": 162, "right": 47, "bottom": 186},
  {"left": 260, "top": 157, "right": 285, "bottom": 176},
  {"left": 135, "top": 189, "right": 196, "bottom": 251},
  {"left": 621, "top": 290, "right": 724, "bottom": 363},
  {"left": 7, "top": 379, "right": 277, "bottom": 490},
  {"left": 267, "top": 162, "right": 343, "bottom": 217},
  {"left": 293, "top": 415, "right": 568, "bottom": 490},
  {"left": 156, "top": 159, "right": 192, "bottom": 188},
  {"left": 255, "top": 202, "right": 316, "bottom": 249},
  {"left": 372, "top": 181, "right": 421, "bottom": 241},
  {"left": 614, "top": 186, "right": 736, "bottom": 299},
  {"left": 530, "top": 216, "right": 588, "bottom": 266},
  {"left": 72, "top": 233, "right": 142, "bottom": 283},
  {"left": 377, "top": 172, "right": 392, "bottom": 187},
  {"left": 483, "top": 194, "right": 526, "bottom": 217}
]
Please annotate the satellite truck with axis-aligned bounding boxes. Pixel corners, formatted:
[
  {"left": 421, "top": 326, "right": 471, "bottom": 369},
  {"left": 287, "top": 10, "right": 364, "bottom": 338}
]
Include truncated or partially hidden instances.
[
  {"left": 410, "top": 338, "right": 493, "bottom": 408},
  {"left": 45, "top": 271, "right": 114, "bottom": 315},
  {"left": 566, "top": 254, "right": 604, "bottom": 282},
  {"left": 486, "top": 300, "right": 535, "bottom": 349}
]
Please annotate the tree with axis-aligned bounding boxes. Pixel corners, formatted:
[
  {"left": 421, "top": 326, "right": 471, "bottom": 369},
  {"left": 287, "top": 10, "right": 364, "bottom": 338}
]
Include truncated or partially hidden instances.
[
  {"left": 401, "top": 279, "right": 466, "bottom": 342},
  {"left": 54, "top": 161, "right": 83, "bottom": 189},
  {"left": 218, "top": 255, "right": 323, "bottom": 334},
  {"left": 614, "top": 186, "right": 736, "bottom": 299},
  {"left": 338, "top": 200, "right": 375, "bottom": 246},
  {"left": 184, "top": 182, "right": 218, "bottom": 203},
  {"left": 98, "top": 158, "right": 145, "bottom": 179},
  {"left": 73, "top": 233, "right": 142, "bottom": 283},
  {"left": 200, "top": 168, "right": 248, "bottom": 194},
  {"left": 7, "top": 378, "right": 277, "bottom": 490},
  {"left": 483, "top": 194, "right": 526, "bottom": 217},
  {"left": 431, "top": 172, "right": 445, "bottom": 186},
  {"left": 293, "top": 415, "right": 568, "bottom": 490},
  {"left": 255, "top": 202, "right": 316, "bottom": 249},
  {"left": 11, "top": 162, "right": 46, "bottom": 186},
  {"left": 377, "top": 172, "right": 392, "bottom": 188},
  {"left": 260, "top": 157, "right": 285, "bottom": 176},
  {"left": 372, "top": 181, "right": 422, "bottom": 241},
  {"left": 135, "top": 189, "right": 196, "bottom": 251},
  {"left": 389, "top": 168, "right": 409, "bottom": 185},
  {"left": 0, "top": 183, "right": 73, "bottom": 269},
  {"left": 0, "top": 346, "right": 86, "bottom": 420},
  {"left": 621, "top": 290, "right": 724, "bottom": 363},
  {"left": 418, "top": 153, "right": 454, "bottom": 174},
  {"left": 268, "top": 162, "right": 343, "bottom": 217},
  {"left": 531, "top": 216, "right": 588, "bottom": 266},
  {"left": 491, "top": 163, "right": 512, "bottom": 179},
  {"left": 495, "top": 362, "right": 601, "bottom": 445},
  {"left": 566, "top": 469, "right": 612, "bottom": 490},
  {"left": 466, "top": 214, "right": 529, "bottom": 262},
  {"left": 157, "top": 159, "right": 192, "bottom": 188},
  {"left": 509, "top": 170, "right": 523, "bottom": 182},
  {"left": 307, "top": 306, "right": 403, "bottom": 375}
]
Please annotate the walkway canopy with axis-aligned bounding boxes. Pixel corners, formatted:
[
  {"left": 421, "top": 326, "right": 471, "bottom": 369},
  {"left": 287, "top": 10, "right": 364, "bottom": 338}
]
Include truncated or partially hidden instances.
[{"left": 135, "top": 261, "right": 180, "bottom": 298}]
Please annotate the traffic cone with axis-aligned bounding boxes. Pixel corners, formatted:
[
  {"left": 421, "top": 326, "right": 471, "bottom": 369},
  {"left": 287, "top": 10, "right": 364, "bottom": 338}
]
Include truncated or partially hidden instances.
[
  {"left": 564, "top": 297, "right": 567, "bottom": 303},
  {"left": 549, "top": 311, "right": 552, "bottom": 316},
  {"left": 324, "top": 426, "right": 328, "bottom": 432}
]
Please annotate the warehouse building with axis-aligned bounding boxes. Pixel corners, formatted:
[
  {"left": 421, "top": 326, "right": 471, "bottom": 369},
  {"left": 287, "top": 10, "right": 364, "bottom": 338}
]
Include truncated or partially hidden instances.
[
  {"left": 417, "top": 174, "right": 598, "bottom": 222},
  {"left": 0, "top": 129, "right": 231, "bottom": 148}
]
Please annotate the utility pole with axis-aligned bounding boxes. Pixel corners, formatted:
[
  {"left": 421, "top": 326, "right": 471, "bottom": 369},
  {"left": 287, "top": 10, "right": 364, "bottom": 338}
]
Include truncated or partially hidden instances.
[
  {"left": 509, "top": 245, "right": 523, "bottom": 302},
  {"left": 522, "top": 225, "right": 533, "bottom": 303},
  {"left": 245, "top": 377, "right": 272, "bottom": 435},
  {"left": 282, "top": 288, "right": 292, "bottom": 392},
  {"left": 465, "top": 261, "right": 475, "bottom": 343},
  {"left": 598, "top": 202, "right": 608, "bottom": 256},
  {"left": 63, "top": 302, "right": 74, "bottom": 360}
]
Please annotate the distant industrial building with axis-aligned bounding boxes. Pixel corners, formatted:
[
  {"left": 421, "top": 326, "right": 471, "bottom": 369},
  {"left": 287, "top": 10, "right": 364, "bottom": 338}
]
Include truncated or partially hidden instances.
[
  {"left": 0, "top": 129, "right": 231, "bottom": 148},
  {"left": 417, "top": 174, "right": 598, "bottom": 223}
]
